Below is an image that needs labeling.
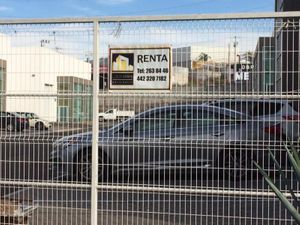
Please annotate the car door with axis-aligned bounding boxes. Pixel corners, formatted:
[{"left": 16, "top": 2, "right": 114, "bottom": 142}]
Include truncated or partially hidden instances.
[
  {"left": 105, "top": 109, "right": 115, "bottom": 120},
  {"left": 170, "top": 106, "right": 248, "bottom": 171},
  {"left": 26, "top": 113, "right": 35, "bottom": 127},
  {"left": 132, "top": 108, "right": 177, "bottom": 171},
  {"left": 106, "top": 108, "right": 177, "bottom": 173},
  {"left": 250, "top": 102, "right": 283, "bottom": 140},
  {"left": 4, "top": 112, "right": 13, "bottom": 128},
  {"left": 285, "top": 101, "right": 300, "bottom": 140},
  {"left": 168, "top": 106, "right": 228, "bottom": 170},
  {"left": 0, "top": 112, "right": 6, "bottom": 129}
]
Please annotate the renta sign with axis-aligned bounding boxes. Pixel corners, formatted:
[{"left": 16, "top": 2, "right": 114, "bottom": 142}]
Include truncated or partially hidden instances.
[
  {"left": 137, "top": 54, "right": 168, "bottom": 63},
  {"left": 109, "top": 46, "right": 172, "bottom": 91}
]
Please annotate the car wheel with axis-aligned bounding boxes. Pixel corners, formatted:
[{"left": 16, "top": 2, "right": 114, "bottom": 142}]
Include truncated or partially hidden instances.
[
  {"left": 35, "top": 122, "right": 45, "bottom": 130},
  {"left": 76, "top": 150, "right": 107, "bottom": 182},
  {"left": 6, "top": 124, "right": 15, "bottom": 132},
  {"left": 219, "top": 148, "right": 253, "bottom": 180}
]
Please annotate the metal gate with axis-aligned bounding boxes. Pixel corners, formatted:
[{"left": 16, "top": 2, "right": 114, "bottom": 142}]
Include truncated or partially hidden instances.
[{"left": 0, "top": 12, "right": 299, "bottom": 225}]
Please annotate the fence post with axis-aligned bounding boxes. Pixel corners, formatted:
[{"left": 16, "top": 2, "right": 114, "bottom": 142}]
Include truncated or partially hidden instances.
[{"left": 91, "top": 20, "right": 99, "bottom": 225}]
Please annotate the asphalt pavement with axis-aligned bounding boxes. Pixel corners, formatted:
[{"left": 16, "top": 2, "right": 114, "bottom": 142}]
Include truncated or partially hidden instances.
[
  {"left": 0, "top": 123, "right": 297, "bottom": 225},
  {"left": 1, "top": 186, "right": 293, "bottom": 225}
]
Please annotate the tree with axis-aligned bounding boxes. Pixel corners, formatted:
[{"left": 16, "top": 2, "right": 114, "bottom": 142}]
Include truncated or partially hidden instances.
[{"left": 197, "top": 52, "right": 211, "bottom": 62}]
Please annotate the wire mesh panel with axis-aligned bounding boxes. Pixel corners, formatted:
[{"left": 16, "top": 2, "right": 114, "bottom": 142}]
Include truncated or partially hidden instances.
[
  {"left": 0, "top": 22, "right": 94, "bottom": 224},
  {"left": 0, "top": 13, "right": 299, "bottom": 225},
  {"left": 97, "top": 16, "right": 300, "bottom": 225}
]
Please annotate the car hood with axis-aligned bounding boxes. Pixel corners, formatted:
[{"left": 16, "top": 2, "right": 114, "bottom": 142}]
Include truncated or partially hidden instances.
[{"left": 54, "top": 129, "right": 110, "bottom": 145}]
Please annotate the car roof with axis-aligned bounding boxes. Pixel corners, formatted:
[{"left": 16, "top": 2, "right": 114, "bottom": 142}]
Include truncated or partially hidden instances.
[
  {"left": 208, "top": 98, "right": 291, "bottom": 104},
  {"left": 107, "top": 104, "right": 249, "bottom": 133},
  {"left": 138, "top": 104, "right": 248, "bottom": 119}
]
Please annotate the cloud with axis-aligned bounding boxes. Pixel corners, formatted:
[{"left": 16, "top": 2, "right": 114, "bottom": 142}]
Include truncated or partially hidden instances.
[
  {"left": 0, "top": 6, "right": 12, "bottom": 12},
  {"left": 95, "top": 0, "right": 134, "bottom": 5}
]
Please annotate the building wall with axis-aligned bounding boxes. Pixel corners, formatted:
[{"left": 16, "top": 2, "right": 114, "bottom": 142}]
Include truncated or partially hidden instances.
[
  {"left": 275, "top": 0, "right": 300, "bottom": 93},
  {"left": 276, "top": 0, "right": 300, "bottom": 11},
  {"left": 172, "top": 46, "right": 191, "bottom": 68},
  {"left": 0, "top": 34, "right": 91, "bottom": 122},
  {"left": 0, "top": 59, "right": 6, "bottom": 111},
  {"left": 172, "top": 66, "right": 189, "bottom": 86},
  {"left": 252, "top": 37, "right": 275, "bottom": 93},
  {"left": 57, "top": 76, "right": 92, "bottom": 123}
]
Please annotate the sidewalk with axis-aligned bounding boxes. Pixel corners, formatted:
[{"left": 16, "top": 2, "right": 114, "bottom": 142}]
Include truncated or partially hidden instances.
[{"left": 29, "top": 207, "right": 180, "bottom": 225}]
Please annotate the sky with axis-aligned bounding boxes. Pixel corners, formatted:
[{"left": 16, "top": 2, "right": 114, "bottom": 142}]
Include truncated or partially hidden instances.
[{"left": 0, "top": 0, "right": 275, "bottom": 18}]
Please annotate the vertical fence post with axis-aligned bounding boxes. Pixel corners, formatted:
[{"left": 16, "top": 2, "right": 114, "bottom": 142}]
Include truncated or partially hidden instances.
[{"left": 91, "top": 20, "right": 99, "bottom": 225}]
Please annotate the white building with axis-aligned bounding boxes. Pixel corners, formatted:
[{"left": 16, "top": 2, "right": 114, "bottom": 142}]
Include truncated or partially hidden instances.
[
  {"left": 0, "top": 34, "right": 91, "bottom": 122},
  {"left": 172, "top": 66, "right": 188, "bottom": 86}
]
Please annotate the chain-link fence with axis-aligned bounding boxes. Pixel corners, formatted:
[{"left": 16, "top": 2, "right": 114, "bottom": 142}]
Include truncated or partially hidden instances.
[{"left": 0, "top": 12, "right": 299, "bottom": 225}]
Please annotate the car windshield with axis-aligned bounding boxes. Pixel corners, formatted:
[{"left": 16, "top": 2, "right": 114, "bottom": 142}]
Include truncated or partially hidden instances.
[
  {"left": 105, "top": 109, "right": 114, "bottom": 114},
  {"left": 31, "top": 113, "right": 39, "bottom": 119},
  {"left": 10, "top": 112, "right": 23, "bottom": 117}
]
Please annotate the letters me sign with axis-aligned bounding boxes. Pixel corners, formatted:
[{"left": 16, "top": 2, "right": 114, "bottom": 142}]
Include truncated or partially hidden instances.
[
  {"left": 109, "top": 46, "right": 172, "bottom": 91},
  {"left": 232, "top": 63, "right": 253, "bottom": 81}
]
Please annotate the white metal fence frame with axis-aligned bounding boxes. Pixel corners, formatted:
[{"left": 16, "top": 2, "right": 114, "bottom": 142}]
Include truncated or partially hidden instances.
[{"left": 0, "top": 11, "right": 300, "bottom": 225}]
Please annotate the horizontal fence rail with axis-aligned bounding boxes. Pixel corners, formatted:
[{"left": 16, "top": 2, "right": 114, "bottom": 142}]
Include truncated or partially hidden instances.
[
  {"left": 1, "top": 180, "right": 300, "bottom": 198},
  {"left": 0, "top": 11, "right": 299, "bottom": 24}
]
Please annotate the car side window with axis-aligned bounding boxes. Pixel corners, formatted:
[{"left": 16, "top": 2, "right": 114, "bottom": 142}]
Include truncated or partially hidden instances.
[
  {"left": 224, "top": 102, "right": 236, "bottom": 111},
  {"left": 214, "top": 102, "right": 224, "bottom": 108},
  {"left": 134, "top": 109, "right": 177, "bottom": 132},
  {"left": 179, "top": 109, "right": 216, "bottom": 128},
  {"left": 251, "top": 102, "right": 283, "bottom": 116},
  {"left": 106, "top": 109, "right": 114, "bottom": 114},
  {"left": 222, "top": 101, "right": 251, "bottom": 114}
]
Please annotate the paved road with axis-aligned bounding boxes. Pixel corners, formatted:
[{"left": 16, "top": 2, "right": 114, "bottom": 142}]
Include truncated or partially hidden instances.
[
  {"left": 0, "top": 125, "right": 296, "bottom": 225},
  {"left": 2, "top": 186, "right": 293, "bottom": 225}
]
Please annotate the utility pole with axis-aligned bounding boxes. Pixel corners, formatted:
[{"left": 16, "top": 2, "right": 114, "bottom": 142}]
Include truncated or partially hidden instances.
[
  {"left": 228, "top": 43, "right": 231, "bottom": 83},
  {"left": 233, "top": 36, "right": 238, "bottom": 82}
]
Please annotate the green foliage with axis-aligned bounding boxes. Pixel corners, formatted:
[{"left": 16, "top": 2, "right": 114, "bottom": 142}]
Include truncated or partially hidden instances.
[
  {"left": 197, "top": 52, "right": 211, "bottom": 62},
  {"left": 253, "top": 141, "right": 300, "bottom": 224}
]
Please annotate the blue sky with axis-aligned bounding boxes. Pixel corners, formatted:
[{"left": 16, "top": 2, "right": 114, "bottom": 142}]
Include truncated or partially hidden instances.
[{"left": 0, "top": 0, "right": 275, "bottom": 18}]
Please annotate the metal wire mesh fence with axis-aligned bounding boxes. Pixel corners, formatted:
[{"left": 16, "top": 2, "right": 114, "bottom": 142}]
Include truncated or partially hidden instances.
[{"left": 0, "top": 12, "right": 299, "bottom": 225}]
